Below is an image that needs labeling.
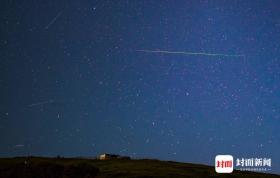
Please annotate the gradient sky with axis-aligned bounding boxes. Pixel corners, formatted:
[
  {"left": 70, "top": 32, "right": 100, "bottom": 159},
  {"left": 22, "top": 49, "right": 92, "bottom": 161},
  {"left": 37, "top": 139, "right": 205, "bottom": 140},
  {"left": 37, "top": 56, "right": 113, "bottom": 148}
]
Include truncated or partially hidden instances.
[{"left": 1, "top": 0, "right": 280, "bottom": 174}]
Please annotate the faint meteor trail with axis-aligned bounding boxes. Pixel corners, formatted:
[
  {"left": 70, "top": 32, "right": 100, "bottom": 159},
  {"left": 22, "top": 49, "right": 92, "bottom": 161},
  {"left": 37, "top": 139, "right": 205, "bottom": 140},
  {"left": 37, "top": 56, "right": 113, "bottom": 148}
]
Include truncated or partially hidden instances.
[
  {"left": 14, "top": 144, "right": 25, "bottom": 148},
  {"left": 136, "top": 49, "right": 245, "bottom": 57},
  {"left": 44, "top": 11, "right": 63, "bottom": 30},
  {"left": 28, "top": 99, "right": 54, "bottom": 107}
]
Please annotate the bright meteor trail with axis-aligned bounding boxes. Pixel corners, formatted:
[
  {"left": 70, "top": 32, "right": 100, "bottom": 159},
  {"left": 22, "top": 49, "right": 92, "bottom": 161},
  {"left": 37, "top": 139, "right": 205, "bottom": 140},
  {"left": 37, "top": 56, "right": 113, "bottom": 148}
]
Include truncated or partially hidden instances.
[{"left": 136, "top": 49, "right": 245, "bottom": 57}]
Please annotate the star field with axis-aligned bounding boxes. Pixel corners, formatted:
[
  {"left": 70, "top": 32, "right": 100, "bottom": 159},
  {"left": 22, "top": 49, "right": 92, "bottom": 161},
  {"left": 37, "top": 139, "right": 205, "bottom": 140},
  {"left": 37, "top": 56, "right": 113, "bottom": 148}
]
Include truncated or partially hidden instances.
[{"left": 1, "top": 0, "right": 280, "bottom": 174}]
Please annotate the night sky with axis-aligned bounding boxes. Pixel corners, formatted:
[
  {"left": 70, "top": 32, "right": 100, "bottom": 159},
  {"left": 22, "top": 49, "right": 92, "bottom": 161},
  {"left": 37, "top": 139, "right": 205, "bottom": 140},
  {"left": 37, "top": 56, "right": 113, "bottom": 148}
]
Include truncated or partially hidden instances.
[{"left": 1, "top": 0, "right": 280, "bottom": 174}]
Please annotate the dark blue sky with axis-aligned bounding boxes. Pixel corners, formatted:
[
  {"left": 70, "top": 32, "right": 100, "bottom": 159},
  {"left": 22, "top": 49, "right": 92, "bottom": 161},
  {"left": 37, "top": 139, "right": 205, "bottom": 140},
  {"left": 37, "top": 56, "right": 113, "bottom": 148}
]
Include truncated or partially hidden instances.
[{"left": 1, "top": 0, "right": 280, "bottom": 174}]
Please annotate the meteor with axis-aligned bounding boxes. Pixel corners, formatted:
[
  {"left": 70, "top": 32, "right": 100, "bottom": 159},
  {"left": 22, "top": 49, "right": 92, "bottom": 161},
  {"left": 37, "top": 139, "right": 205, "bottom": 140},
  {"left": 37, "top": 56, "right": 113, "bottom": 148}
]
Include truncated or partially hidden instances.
[
  {"left": 136, "top": 49, "right": 245, "bottom": 58},
  {"left": 28, "top": 99, "right": 54, "bottom": 107},
  {"left": 14, "top": 144, "right": 25, "bottom": 148},
  {"left": 45, "top": 11, "right": 63, "bottom": 30}
]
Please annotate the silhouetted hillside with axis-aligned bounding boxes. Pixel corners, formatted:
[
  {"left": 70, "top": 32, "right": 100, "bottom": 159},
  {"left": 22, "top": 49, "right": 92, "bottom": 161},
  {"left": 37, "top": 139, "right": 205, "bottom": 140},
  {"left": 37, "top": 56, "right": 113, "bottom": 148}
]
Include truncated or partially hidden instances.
[{"left": 0, "top": 157, "right": 279, "bottom": 178}]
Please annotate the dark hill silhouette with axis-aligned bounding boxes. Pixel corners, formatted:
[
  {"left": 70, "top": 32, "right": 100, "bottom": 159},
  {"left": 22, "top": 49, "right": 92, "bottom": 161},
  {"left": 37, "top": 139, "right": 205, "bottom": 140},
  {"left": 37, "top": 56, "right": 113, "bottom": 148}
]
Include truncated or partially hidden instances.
[{"left": 0, "top": 157, "right": 279, "bottom": 178}]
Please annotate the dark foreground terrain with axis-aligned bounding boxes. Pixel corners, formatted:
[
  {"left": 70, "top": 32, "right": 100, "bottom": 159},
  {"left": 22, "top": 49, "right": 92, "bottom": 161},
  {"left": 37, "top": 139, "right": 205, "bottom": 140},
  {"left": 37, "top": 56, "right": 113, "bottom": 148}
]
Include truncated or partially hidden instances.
[{"left": 0, "top": 157, "right": 279, "bottom": 178}]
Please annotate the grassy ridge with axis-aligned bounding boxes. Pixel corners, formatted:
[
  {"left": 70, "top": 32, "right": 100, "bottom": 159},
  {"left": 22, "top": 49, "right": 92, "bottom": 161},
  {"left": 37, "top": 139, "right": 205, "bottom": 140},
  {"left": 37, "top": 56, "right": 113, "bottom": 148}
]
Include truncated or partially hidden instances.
[{"left": 0, "top": 157, "right": 279, "bottom": 178}]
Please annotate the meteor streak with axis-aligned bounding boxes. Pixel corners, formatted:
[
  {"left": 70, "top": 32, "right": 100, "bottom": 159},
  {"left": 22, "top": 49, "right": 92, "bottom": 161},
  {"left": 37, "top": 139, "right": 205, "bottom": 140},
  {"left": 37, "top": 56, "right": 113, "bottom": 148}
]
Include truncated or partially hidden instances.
[
  {"left": 28, "top": 99, "right": 54, "bottom": 107},
  {"left": 136, "top": 49, "right": 245, "bottom": 57},
  {"left": 45, "top": 11, "right": 63, "bottom": 30},
  {"left": 14, "top": 144, "right": 25, "bottom": 148}
]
